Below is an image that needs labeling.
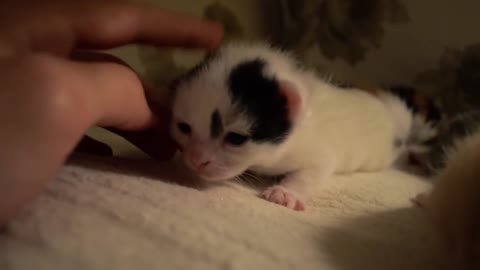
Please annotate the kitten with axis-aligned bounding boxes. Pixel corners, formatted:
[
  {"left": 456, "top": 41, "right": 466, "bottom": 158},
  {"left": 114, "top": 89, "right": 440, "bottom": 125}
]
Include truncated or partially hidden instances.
[
  {"left": 169, "top": 42, "right": 419, "bottom": 211},
  {"left": 352, "top": 85, "right": 440, "bottom": 172},
  {"left": 419, "top": 110, "right": 480, "bottom": 174}
]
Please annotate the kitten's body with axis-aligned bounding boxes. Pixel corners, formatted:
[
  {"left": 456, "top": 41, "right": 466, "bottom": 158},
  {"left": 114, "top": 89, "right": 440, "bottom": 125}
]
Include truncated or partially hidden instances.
[
  {"left": 361, "top": 85, "right": 440, "bottom": 172},
  {"left": 170, "top": 43, "right": 417, "bottom": 210},
  {"left": 251, "top": 83, "right": 398, "bottom": 176}
]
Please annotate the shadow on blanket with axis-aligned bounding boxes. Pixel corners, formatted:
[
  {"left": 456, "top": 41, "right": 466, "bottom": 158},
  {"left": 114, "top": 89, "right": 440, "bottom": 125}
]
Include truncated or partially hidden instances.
[
  {"left": 66, "top": 153, "right": 274, "bottom": 193},
  {"left": 320, "top": 208, "right": 443, "bottom": 270},
  {"left": 65, "top": 154, "right": 206, "bottom": 190}
]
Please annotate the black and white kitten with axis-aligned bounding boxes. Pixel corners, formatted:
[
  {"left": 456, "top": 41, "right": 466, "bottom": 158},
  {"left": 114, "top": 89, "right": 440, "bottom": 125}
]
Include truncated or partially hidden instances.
[{"left": 169, "top": 42, "right": 426, "bottom": 211}]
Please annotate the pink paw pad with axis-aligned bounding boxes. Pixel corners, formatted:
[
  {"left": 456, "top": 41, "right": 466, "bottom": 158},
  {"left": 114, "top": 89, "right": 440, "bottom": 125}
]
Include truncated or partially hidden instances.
[{"left": 262, "top": 185, "right": 305, "bottom": 211}]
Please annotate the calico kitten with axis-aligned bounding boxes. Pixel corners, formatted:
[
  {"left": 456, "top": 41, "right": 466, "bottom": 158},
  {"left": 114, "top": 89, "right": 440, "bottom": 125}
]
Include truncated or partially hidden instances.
[{"left": 169, "top": 42, "right": 420, "bottom": 211}]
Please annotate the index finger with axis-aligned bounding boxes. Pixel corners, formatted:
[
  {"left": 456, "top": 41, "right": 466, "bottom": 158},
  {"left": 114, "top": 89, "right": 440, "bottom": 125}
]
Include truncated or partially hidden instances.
[
  {"left": 0, "top": 0, "right": 224, "bottom": 56},
  {"left": 74, "top": 2, "right": 224, "bottom": 50}
]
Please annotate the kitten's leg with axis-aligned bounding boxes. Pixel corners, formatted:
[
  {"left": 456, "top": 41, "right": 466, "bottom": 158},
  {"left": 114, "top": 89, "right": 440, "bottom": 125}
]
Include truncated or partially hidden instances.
[
  {"left": 262, "top": 184, "right": 307, "bottom": 211},
  {"left": 262, "top": 162, "right": 335, "bottom": 211}
]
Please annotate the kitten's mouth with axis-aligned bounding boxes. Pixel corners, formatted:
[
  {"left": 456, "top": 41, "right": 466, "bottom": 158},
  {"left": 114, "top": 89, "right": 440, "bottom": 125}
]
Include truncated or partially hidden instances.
[{"left": 182, "top": 156, "right": 242, "bottom": 181}]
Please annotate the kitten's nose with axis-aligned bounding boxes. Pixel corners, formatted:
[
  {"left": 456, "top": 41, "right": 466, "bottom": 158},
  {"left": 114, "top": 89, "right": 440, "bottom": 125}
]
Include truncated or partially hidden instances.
[
  {"left": 188, "top": 152, "right": 211, "bottom": 170},
  {"left": 187, "top": 144, "right": 211, "bottom": 170},
  {"left": 192, "top": 159, "right": 211, "bottom": 169}
]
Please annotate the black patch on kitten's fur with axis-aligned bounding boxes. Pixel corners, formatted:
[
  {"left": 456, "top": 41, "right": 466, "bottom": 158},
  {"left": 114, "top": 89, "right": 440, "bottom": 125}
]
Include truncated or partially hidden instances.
[
  {"left": 423, "top": 110, "right": 480, "bottom": 173},
  {"left": 228, "top": 59, "right": 291, "bottom": 143},
  {"left": 210, "top": 109, "right": 223, "bottom": 138}
]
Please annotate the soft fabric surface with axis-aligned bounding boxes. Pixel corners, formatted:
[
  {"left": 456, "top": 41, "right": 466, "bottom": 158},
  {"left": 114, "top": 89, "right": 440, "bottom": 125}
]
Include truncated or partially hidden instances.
[{"left": 0, "top": 155, "right": 443, "bottom": 270}]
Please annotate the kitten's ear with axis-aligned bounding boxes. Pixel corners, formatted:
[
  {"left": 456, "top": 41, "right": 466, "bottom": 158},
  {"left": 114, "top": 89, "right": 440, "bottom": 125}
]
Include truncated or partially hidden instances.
[{"left": 278, "top": 80, "right": 306, "bottom": 122}]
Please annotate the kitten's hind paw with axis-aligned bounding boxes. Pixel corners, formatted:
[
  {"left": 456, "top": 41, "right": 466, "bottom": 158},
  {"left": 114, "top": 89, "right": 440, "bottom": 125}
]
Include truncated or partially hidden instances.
[{"left": 262, "top": 185, "right": 305, "bottom": 211}]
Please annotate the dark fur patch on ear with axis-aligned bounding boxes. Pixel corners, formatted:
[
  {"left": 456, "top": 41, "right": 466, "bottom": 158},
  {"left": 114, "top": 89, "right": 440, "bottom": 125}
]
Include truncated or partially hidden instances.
[{"left": 228, "top": 59, "right": 291, "bottom": 143}]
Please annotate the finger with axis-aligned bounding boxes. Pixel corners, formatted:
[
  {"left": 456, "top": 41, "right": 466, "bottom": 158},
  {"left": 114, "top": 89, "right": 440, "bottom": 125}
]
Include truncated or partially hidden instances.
[
  {"left": 32, "top": 53, "right": 156, "bottom": 130},
  {"left": 85, "top": 62, "right": 157, "bottom": 130},
  {"left": 0, "top": 52, "right": 155, "bottom": 225},
  {"left": 69, "top": 50, "right": 177, "bottom": 160},
  {"left": 70, "top": 50, "right": 169, "bottom": 109},
  {"left": 73, "top": 1, "right": 224, "bottom": 51},
  {"left": 105, "top": 78, "right": 178, "bottom": 161},
  {"left": 0, "top": 0, "right": 223, "bottom": 56}
]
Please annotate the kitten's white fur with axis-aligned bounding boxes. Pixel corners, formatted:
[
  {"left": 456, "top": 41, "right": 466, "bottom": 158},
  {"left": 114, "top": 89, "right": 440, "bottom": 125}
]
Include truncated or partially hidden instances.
[{"left": 171, "top": 42, "right": 413, "bottom": 210}]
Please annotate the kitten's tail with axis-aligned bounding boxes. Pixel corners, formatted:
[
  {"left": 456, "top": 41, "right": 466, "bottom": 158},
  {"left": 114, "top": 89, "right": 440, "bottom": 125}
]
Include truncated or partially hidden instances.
[
  {"left": 373, "top": 90, "right": 436, "bottom": 169},
  {"left": 376, "top": 90, "right": 415, "bottom": 143},
  {"left": 422, "top": 128, "right": 480, "bottom": 270}
]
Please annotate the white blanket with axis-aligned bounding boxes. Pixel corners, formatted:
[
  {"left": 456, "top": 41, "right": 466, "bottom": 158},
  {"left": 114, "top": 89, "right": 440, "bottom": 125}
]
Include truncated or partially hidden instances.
[{"left": 0, "top": 155, "right": 443, "bottom": 270}]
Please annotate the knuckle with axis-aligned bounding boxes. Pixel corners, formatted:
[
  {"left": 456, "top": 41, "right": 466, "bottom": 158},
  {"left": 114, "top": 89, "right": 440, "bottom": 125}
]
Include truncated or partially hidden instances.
[
  {"left": 24, "top": 54, "right": 66, "bottom": 92},
  {"left": 83, "top": 4, "right": 137, "bottom": 40},
  {"left": 20, "top": 54, "right": 85, "bottom": 128}
]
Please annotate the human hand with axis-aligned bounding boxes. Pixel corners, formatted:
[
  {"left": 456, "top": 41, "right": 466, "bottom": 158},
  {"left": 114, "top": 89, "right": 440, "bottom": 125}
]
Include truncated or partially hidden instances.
[{"left": 0, "top": 0, "right": 223, "bottom": 225}]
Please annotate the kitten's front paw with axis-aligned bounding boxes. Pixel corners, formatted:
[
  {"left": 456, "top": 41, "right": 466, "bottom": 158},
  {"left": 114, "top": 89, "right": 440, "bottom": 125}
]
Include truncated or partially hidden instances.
[{"left": 261, "top": 185, "right": 305, "bottom": 211}]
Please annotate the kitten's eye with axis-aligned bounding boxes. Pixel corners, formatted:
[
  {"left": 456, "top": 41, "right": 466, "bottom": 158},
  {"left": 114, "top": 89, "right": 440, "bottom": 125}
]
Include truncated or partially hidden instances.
[
  {"left": 177, "top": 122, "right": 191, "bottom": 135},
  {"left": 224, "top": 132, "right": 249, "bottom": 146}
]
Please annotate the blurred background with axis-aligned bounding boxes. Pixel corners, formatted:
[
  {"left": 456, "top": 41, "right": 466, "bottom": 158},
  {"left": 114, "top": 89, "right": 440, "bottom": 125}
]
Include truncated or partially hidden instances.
[{"left": 91, "top": 0, "right": 480, "bottom": 157}]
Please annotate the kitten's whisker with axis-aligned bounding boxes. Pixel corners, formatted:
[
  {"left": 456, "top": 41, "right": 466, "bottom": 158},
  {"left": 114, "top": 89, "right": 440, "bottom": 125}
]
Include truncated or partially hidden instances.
[
  {"left": 238, "top": 175, "right": 252, "bottom": 186},
  {"left": 235, "top": 174, "right": 253, "bottom": 186},
  {"left": 240, "top": 171, "right": 265, "bottom": 186},
  {"left": 241, "top": 173, "right": 262, "bottom": 187}
]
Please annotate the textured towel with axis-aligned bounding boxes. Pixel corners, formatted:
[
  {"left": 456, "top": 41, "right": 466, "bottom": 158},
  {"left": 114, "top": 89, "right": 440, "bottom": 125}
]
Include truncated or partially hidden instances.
[{"left": 0, "top": 154, "right": 443, "bottom": 270}]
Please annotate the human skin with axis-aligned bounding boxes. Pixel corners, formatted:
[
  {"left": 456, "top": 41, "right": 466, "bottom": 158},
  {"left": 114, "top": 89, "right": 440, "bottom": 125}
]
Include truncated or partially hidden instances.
[{"left": 0, "top": 0, "right": 223, "bottom": 225}]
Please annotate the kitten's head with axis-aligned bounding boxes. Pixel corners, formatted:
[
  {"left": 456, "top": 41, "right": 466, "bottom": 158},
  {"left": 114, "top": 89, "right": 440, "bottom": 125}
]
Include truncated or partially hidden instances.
[{"left": 170, "top": 43, "right": 307, "bottom": 181}]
